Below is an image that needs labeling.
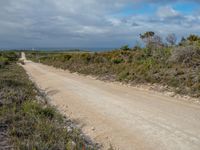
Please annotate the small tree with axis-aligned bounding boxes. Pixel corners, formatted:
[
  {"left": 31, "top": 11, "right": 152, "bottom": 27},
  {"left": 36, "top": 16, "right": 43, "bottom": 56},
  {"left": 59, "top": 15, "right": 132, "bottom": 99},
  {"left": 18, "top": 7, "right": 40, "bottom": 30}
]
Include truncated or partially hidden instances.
[
  {"left": 166, "top": 33, "right": 177, "bottom": 46},
  {"left": 140, "top": 31, "right": 164, "bottom": 56},
  {"left": 187, "top": 34, "right": 200, "bottom": 42},
  {"left": 153, "top": 35, "right": 163, "bottom": 47},
  {"left": 179, "top": 37, "right": 186, "bottom": 46},
  {"left": 140, "top": 31, "right": 155, "bottom": 47},
  {"left": 120, "top": 45, "right": 130, "bottom": 51}
]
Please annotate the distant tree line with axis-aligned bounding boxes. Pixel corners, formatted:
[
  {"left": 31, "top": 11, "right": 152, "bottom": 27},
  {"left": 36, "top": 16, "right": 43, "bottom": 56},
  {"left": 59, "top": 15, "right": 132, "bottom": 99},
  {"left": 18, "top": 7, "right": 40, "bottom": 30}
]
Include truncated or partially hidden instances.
[
  {"left": 120, "top": 32, "right": 200, "bottom": 53},
  {"left": 140, "top": 31, "right": 200, "bottom": 47}
]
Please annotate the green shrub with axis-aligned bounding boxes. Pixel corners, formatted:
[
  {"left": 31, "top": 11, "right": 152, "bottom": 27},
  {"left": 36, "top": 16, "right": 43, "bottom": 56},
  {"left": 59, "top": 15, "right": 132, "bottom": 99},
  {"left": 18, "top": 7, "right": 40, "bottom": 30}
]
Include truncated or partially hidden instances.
[
  {"left": 26, "top": 48, "right": 200, "bottom": 98},
  {"left": 0, "top": 56, "right": 9, "bottom": 68},
  {"left": 120, "top": 45, "right": 130, "bottom": 51},
  {"left": 0, "top": 63, "right": 95, "bottom": 150},
  {"left": 80, "top": 53, "right": 92, "bottom": 63},
  {"left": 117, "top": 70, "right": 130, "bottom": 81},
  {"left": 112, "top": 57, "right": 124, "bottom": 64}
]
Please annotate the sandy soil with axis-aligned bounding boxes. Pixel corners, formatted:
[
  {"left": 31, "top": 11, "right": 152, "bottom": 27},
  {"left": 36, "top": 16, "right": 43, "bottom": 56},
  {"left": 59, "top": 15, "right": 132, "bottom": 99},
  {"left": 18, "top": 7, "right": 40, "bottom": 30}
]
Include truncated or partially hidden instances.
[{"left": 21, "top": 53, "right": 200, "bottom": 150}]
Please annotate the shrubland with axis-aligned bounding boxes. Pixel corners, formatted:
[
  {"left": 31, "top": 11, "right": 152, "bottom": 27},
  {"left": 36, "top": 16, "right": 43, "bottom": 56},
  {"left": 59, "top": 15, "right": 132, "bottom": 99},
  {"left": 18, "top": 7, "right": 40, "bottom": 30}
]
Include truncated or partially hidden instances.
[
  {"left": 0, "top": 51, "right": 96, "bottom": 150},
  {"left": 0, "top": 51, "right": 20, "bottom": 68},
  {"left": 26, "top": 33, "right": 200, "bottom": 98}
]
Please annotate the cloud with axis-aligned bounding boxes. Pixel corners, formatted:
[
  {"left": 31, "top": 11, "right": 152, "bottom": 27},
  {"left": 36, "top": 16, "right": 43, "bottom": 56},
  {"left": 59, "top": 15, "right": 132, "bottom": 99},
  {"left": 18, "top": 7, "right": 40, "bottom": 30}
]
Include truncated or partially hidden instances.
[
  {"left": 134, "top": 0, "right": 200, "bottom": 4},
  {"left": 0, "top": 0, "right": 200, "bottom": 49},
  {"left": 157, "top": 6, "right": 180, "bottom": 18}
]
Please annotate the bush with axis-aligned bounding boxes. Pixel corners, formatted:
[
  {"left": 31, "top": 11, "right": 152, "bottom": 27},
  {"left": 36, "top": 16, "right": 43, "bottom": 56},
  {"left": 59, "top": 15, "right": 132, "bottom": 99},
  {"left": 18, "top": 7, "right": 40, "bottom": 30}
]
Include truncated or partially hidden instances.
[
  {"left": 117, "top": 69, "right": 130, "bottom": 81},
  {"left": 0, "top": 51, "right": 20, "bottom": 62},
  {"left": 26, "top": 48, "right": 200, "bottom": 98},
  {"left": 0, "top": 56, "right": 9, "bottom": 68},
  {"left": 120, "top": 45, "right": 130, "bottom": 51},
  {"left": 169, "top": 45, "right": 200, "bottom": 66}
]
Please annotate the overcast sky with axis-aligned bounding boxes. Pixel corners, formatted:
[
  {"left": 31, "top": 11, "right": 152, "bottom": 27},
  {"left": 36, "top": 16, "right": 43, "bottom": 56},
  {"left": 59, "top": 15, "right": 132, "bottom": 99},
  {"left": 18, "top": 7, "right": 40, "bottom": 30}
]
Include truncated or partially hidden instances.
[{"left": 0, "top": 0, "right": 200, "bottom": 49}]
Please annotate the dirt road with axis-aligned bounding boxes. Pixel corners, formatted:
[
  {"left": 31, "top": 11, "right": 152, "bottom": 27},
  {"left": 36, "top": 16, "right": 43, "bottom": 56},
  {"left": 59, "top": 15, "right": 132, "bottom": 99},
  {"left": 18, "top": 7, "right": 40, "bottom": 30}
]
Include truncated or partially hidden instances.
[{"left": 21, "top": 53, "right": 200, "bottom": 150}]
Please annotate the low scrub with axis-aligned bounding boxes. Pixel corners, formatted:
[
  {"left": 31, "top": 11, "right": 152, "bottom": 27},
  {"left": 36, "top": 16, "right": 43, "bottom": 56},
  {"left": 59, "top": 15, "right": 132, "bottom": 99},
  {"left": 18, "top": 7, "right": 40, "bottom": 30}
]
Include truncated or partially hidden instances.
[
  {"left": 26, "top": 45, "right": 200, "bottom": 98},
  {"left": 0, "top": 63, "right": 95, "bottom": 149},
  {"left": 0, "top": 51, "right": 20, "bottom": 68},
  {"left": 169, "top": 45, "right": 200, "bottom": 66},
  {"left": 0, "top": 56, "right": 9, "bottom": 68}
]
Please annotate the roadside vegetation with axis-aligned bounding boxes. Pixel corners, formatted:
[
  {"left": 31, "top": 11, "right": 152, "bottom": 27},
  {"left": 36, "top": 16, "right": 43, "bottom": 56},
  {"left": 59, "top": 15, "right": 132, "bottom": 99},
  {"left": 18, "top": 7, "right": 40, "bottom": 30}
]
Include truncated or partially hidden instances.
[
  {"left": 0, "top": 51, "right": 96, "bottom": 150},
  {"left": 26, "top": 33, "right": 200, "bottom": 98}
]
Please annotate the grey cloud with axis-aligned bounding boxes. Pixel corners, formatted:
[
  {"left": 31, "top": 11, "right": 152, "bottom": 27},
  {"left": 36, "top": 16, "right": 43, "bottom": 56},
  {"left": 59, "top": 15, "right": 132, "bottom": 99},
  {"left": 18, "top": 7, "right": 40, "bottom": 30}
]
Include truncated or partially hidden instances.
[
  {"left": 135, "top": 0, "right": 200, "bottom": 4},
  {"left": 0, "top": 0, "right": 200, "bottom": 49},
  {"left": 132, "top": 22, "right": 140, "bottom": 27}
]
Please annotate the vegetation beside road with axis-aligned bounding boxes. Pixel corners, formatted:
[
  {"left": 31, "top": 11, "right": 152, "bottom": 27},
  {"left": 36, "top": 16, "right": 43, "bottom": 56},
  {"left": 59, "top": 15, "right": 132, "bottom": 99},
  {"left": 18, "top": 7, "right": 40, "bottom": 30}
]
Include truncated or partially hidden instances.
[
  {"left": 26, "top": 33, "right": 200, "bottom": 98},
  {"left": 0, "top": 51, "right": 96, "bottom": 150}
]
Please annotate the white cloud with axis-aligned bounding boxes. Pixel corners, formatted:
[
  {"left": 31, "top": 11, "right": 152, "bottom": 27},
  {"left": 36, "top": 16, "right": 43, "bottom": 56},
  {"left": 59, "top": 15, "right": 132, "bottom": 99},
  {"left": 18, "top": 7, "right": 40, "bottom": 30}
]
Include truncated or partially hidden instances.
[
  {"left": 0, "top": 0, "right": 200, "bottom": 48},
  {"left": 157, "top": 6, "right": 180, "bottom": 18},
  {"left": 107, "top": 18, "right": 122, "bottom": 26}
]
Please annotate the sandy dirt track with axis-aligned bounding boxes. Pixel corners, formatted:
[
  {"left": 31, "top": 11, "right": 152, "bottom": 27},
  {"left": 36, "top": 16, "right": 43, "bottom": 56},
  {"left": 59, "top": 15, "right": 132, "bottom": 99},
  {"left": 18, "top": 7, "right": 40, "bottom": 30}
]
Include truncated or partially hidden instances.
[{"left": 21, "top": 53, "right": 200, "bottom": 150}]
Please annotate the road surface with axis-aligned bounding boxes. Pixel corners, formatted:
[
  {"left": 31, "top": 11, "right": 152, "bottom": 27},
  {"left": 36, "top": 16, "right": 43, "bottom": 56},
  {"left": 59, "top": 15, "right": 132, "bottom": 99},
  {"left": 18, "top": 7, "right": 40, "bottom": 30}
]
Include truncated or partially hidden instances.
[{"left": 21, "top": 53, "right": 200, "bottom": 150}]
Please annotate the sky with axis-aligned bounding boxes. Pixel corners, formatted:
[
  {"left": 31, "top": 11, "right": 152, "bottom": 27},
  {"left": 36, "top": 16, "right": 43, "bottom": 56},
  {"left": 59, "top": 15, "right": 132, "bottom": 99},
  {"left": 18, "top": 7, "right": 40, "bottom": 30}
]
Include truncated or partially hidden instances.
[{"left": 0, "top": 0, "right": 200, "bottom": 49}]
